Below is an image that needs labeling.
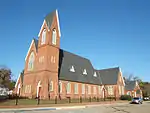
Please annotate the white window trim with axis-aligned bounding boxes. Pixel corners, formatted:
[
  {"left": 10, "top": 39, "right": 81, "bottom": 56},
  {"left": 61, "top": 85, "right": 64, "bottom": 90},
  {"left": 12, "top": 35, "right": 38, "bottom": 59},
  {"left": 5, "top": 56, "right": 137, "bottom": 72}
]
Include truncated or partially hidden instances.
[
  {"left": 49, "top": 81, "right": 53, "bottom": 91},
  {"left": 59, "top": 81, "right": 62, "bottom": 93},
  {"left": 28, "top": 52, "right": 35, "bottom": 71},
  {"left": 88, "top": 86, "right": 91, "bottom": 94},
  {"left": 41, "top": 29, "right": 46, "bottom": 45},
  {"left": 93, "top": 72, "right": 97, "bottom": 77},
  {"left": 67, "top": 82, "right": 71, "bottom": 94},
  {"left": 83, "top": 69, "right": 87, "bottom": 75},
  {"left": 52, "top": 28, "right": 57, "bottom": 45},
  {"left": 98, "top": 86, "right": 101, "bottom": 94},
  {"left": 93, "top": 86, "right": 97, "bottom": 94},
  {"left": 70, "top": 66, "right": 75, "bottom": 72},
  {"left": 127, "top": 91, "right": 130, "bottom": 95},
  {"left": 82, "top": 84, "right": 85, "bottom": 94},
  {"left": 74, "top": 84, "right": 78, "bottom": 94}
]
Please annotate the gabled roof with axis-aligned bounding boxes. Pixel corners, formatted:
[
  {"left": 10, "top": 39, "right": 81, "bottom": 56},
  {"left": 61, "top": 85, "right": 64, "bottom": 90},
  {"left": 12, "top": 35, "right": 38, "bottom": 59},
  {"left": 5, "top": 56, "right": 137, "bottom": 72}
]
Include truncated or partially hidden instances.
[
  {"left": 58, "top": 49, "right": 102, "bottom": 85},
  {"left": 33, "top": 38, "right": 38, "bottom": 52},
  {"left": 125, "top": 81, "right": 136, "bottom": 91},
  {"left": 45, "top": 10, "right": 55, "bottom": 29},
  {"left": 38, "top": 9, "right": 61, "bottom": 37},
  {"left": 98, "top": 67, "right": 120, "bottom": 85}
]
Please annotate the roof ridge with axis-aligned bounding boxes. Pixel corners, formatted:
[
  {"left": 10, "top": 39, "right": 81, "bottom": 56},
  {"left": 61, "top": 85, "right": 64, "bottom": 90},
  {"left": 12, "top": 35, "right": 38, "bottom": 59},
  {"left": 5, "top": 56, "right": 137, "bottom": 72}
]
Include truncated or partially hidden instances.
[
  {"left": 60, "top": 49, "right": 90, "bottom": 62},
  {"left": 98, "top": 66, "right": 120, "bottom": 71}
]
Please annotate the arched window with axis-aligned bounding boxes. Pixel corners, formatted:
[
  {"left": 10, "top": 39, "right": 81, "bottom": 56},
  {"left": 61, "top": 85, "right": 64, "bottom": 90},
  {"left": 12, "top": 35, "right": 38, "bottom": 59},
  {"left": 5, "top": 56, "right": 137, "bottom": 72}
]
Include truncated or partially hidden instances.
[
  {"left": 28, "top": 52, "right": 35, "bottom": 71},
  {"left": 66, "top": 82, "right": 71, "bottom": 94},
  {"left": 127, "top": 91, "right": 131, "bottom": 95},
  {"left": 41, "top": 29, "right": 46, "bottom": 44},
  {"left": 59, "top": 81, "right": 62, "bottom": 93},
  {"left": 49, "top": 81, "right": 53, "bottom": 91},
  {"left": 52, "top": 28, "right": 57, "bottom": 45}
]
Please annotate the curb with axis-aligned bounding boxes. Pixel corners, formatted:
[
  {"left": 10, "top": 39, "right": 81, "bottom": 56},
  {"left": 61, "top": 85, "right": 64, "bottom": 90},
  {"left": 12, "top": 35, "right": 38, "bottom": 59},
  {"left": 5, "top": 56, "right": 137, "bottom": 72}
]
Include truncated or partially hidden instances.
[
  {"left": 0, "top": 106, "right": 86, "bottom": 112},
  {"left": 0, "top": 102, "right": 128, "bottom": 112}
]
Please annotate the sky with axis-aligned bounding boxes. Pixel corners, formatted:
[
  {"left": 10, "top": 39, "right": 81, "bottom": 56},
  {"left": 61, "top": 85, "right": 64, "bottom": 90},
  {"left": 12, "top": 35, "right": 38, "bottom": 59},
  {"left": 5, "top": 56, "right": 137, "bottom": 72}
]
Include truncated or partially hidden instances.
[{"left": 0, "top": 0, "right": 150, "bottom": 82}]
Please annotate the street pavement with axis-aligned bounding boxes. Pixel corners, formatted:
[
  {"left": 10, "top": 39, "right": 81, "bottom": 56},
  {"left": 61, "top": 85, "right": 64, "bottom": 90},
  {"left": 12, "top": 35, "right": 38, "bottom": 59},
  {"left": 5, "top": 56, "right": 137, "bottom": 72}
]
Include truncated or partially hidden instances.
[{"left": 0, "top": 101, "right": 150, "bottom": 113}]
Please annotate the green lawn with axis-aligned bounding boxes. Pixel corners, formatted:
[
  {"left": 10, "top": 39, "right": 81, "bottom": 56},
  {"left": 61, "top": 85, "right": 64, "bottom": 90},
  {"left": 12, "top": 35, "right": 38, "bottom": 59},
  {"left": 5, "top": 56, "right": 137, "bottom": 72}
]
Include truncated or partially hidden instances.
[{"left": 0, "top": 98, "right": 113, "bottom": 106}]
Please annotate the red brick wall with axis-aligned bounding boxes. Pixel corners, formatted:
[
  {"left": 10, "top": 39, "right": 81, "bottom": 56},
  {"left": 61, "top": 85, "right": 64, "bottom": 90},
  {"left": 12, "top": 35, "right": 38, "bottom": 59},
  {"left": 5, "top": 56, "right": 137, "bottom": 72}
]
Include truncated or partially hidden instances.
[{"left": 15, "top": 11, "right": 125, "bottom": 100}]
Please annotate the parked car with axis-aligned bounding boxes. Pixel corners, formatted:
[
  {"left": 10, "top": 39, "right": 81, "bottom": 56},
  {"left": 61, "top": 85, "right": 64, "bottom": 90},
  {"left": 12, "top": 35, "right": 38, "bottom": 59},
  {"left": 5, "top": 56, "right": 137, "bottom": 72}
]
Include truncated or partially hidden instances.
[
  {"left": 130, "top": 97, "right": 143, "bottom": 104},
  {"left": 143, "top": 96, "right": 149, "bottom": 101}
]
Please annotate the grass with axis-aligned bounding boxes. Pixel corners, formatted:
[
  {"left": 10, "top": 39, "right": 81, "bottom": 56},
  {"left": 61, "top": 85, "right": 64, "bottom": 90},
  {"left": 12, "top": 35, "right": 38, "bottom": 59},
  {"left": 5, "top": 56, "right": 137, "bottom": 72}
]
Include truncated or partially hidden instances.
[{"left": 0, "top": 98, "right": 115, "bottom": 106}]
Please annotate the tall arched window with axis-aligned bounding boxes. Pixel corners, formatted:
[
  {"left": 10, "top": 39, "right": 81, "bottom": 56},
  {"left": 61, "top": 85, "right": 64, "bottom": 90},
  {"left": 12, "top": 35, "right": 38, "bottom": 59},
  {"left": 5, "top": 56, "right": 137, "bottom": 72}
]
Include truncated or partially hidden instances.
[
  {"left": 59, "top": 81, "right": 62, "bottom": 93},
  {"left": 41, "top": 29, "right": 46, "bottom": 44},
  {"left": 52, "top": 28, "right": 57, "bottom": 45},
  {"left": 28, "top": 52, "right": 35, "bottom": 71}
]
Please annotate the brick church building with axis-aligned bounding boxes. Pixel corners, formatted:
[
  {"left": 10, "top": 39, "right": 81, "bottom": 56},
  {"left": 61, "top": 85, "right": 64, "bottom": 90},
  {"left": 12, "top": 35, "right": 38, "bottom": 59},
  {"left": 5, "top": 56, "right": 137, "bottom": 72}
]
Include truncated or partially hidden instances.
[{"left": 14, "top": 10, "right": 126, "bottom": 100}]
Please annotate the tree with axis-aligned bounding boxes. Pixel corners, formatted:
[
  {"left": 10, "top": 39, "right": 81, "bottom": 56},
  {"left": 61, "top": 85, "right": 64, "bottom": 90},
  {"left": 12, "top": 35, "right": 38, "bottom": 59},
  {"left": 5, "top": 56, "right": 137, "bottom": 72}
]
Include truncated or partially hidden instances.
[
  {"left": 124, "top": 73, "right": 144, "bottom": 88},
  {"left": 0, "top": 66, "right": 15, "bottom": 89}
]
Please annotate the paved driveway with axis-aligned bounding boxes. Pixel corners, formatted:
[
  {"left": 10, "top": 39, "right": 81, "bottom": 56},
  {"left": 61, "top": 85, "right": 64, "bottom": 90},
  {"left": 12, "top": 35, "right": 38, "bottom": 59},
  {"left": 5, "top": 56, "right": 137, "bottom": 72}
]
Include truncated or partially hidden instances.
[{"left": 1, "top": 101, "right": 150, "bottom": 113}]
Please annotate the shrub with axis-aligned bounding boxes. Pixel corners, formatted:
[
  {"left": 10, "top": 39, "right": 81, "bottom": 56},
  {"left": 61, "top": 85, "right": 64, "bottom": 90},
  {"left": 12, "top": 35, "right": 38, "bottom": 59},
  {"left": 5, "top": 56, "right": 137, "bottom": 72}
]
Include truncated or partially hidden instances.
[{"left": 120, "top": 95, "right": 132, "bottom": 101}]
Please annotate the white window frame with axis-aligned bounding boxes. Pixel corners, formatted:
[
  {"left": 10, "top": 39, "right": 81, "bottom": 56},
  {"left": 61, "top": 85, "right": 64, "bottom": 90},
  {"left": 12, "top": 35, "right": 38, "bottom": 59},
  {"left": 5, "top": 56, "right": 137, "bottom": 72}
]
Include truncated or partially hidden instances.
[
  {"left": 127, "top": 91, "right": 131, "bottom": 95},
  {"left": 28, "top": 52, "right": 35, "bottom": 71},
  {"left": 59, "top": 81, "right": 62, "bottom": 93},
  {"left": 49, "top": 81, "right": 53, "bottom": 91},
  {"left": 74, "top": 84, "right": 78, "bottom": 94},
  {"left": 93, "top": 72, "right": 97, "bottom": 77},
  {"left": 52, "top": 28, "right": 57, "bottom": 45},
  {"left": 82, "top": 84, "right": 85, "bottom": 94},
  {"left": 83, "top": 69, "right": 87, "bottom": 75},
  {"left": 66, "top": 82, "right": 71, "bottom": 94},
  {"left": 93, "top": 86, "right": 97, "bottom": 94},
  {"left": 88, "top": 86, "right": 91, "bottom": 94},
  {"left": 41, "top": 29, "right": 46, "bottom": 45},
  {"left": 70, "top": 66, "right": 75, "bottom": 72},
  {"left": 39, "top": 56, "right": 44, "bottom": 63},
  {"left": 98, "top": 86, "right": 101, "bottom": 94}
]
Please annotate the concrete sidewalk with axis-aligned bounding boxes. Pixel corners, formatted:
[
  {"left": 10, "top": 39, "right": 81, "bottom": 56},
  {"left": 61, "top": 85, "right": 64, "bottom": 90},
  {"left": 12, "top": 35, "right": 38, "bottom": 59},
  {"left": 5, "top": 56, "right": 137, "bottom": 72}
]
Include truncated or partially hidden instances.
[{"left": 0, "top": 101, "right": 128, "bottom": 112}]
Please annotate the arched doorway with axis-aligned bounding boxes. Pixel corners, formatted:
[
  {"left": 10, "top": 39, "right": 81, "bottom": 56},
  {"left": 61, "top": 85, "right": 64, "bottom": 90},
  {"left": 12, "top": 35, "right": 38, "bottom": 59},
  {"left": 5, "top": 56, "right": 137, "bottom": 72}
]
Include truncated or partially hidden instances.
[{"left": 37, "top": 81, "right": 41, "bottom": 98}]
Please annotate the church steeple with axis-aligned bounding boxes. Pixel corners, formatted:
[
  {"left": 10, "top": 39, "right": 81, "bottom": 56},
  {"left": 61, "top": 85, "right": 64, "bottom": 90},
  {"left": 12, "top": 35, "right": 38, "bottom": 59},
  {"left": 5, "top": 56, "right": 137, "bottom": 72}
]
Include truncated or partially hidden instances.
[{"left": 38, "top": 9, "right": 61, "bottom": 48}]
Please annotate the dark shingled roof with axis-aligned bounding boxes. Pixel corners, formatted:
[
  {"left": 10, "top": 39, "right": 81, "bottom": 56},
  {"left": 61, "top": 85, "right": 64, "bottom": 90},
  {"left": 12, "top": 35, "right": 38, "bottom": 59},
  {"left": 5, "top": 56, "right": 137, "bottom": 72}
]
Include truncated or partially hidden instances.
[
  {"left": 33, "top": 38, "right": 38, "bottom": 52},
  {"left": 58, "top": 49, "right": 102, "bottom": 85},
  {"left": 45, "top": 10, "right": 55, "bottom": 29},
  {"left": 98, "top": 67, "right": 120, "bottom": 85},
  {"left": 29, "top": 10, "right": 121, "bottom": 86},
  {"left": 125, "top": 81, "right": 136, "bottom": 91}
]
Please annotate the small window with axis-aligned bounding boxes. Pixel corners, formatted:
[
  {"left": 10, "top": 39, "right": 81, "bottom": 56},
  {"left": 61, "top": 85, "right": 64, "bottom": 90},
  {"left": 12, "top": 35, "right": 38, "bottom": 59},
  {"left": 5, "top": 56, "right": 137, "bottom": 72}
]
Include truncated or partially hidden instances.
[
  {"left": 88, "top": 86, "right": 91, "bottom": 94},
  {"left": 74, "top": 84, "right": 78, "bottom": 94},
  {"left": 66, "top": 82, "right": 71, "bottom": 94},
  {"left": 59, "top": 81, "right": 62, "bottom": 93},
  {"left": 49, "top": 81, "right": 53, "bottom": 91},
  {"left": 82, "top": 84, "right": 85, "bottom": 94},
  {"left": 83, "top": 69, "right": 87, "bottom": 75},
  {"left": 98, "top": 86, "right": 101, "bottom": 94},
  {"left": 51, "top": 56, "right": 55, "bottom": 63},
  {"left": 41, "top": 29, "right": 46, "bottom": 44},
  {"left": 93, "top": 86, "right": 97, "bottom": 94},
  {"left": 28, "top": 52, "right": 35, "bottom": 71},
  {"left": 127, "top": 91, "right": 131, "bottom": 95},
  {"left": 93, "top": 72, "right": 97, "bottom": 77},
  {"left": 52, "top": 28, "right": 57, "bottom": 45},
  {"left": 39, "top": 56, "right": 44, "bottom": 63},
  {"left": 70, "top": 66, "right": 75, "bottom": 72}
]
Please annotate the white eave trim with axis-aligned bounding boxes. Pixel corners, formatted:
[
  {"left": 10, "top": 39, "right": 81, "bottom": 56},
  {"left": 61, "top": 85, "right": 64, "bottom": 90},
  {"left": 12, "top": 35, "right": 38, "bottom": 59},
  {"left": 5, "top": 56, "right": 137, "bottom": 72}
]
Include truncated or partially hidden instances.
[
  {"left": 56, "top": 9, "right": 61, "bottom": 37},
  {"left": 15, "top": 73, "right": 21, "bottom": 88},
  {"left": 119, "top": 67, "right": 125, "bottom": 86},
  {"left": 38, "top": 20, "right": 46, "bottom": 37},
  {"left": 25, "top": 39, "right": 34, "bottom": 61}
]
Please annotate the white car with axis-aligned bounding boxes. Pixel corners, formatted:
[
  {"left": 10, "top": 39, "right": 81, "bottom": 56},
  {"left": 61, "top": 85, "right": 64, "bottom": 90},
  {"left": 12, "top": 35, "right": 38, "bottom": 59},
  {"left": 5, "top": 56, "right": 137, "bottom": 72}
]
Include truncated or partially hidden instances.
[{"left": 143, "top": 97, "right": 149, "bottom": 101}]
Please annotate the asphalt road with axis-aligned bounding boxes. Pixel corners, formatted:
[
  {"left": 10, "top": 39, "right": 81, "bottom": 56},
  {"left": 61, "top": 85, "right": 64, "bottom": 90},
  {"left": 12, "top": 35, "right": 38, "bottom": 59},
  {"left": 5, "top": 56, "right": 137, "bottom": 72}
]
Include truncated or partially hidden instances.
[{"left": 1, "top": 101, "right": 150, "bottom": 113}]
